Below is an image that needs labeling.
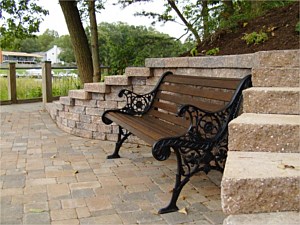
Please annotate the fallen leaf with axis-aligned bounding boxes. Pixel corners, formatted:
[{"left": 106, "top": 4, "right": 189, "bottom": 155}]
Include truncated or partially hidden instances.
[
  {"left": 243, "top": 22, "right": 248, "bottom": 27},
  {"left": 182, "top": 196, "right": 186, "bottom": 200},
  {"left": 277, "top": 164, "right": 300, "bottom": 170},
  {"left": 178, "top": 207, "right": 188, "bottom": 215},
  {"left": 73, "top": 170, "right": 79, "bottom": 175},
  {"left": 29, "top": 208, "right": 45, "bottom": 213},
  {"left": 271, "top": 32, "right": 275, "bottom": 37},
  {"left": 50, "top": 154, "right": 56, "bottom": 159}
]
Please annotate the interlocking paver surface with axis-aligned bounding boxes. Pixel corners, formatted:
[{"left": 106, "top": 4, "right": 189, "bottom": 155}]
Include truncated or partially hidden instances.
[{"left": 0, "top": 103, "right": 225, "bottom": 224}]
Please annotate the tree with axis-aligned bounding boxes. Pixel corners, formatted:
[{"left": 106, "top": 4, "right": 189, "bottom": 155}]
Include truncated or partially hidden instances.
[
  {"left": 88, "top": 0, "right": 101, "bottom": 82},
  {"left": 0, "top": 0, "right": 48, "bottom": 49},
  {"left": 53, "top": 35, "right": 76, "bottom": 63},
  {"left": 38, "top": 29, "right": 59, "bottom": 51},
  {"left": 98, "top": 22, "right": 188, "bottom": 74},
  {"left": 59, "top": 0, "right": 93, "bottom": 83}
]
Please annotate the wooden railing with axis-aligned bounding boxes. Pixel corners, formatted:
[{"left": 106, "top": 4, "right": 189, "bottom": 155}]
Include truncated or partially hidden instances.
[{"left": 0, "top": 62, "right": 109, "bottom": 106}]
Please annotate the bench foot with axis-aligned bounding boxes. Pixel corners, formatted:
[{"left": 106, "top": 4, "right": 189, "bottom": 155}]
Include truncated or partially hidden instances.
[
  {"left": 107, "top": 153, "right": 121, "bottom": 159},
  {"left": 107, "top": 126, "right": 131, "bottom": 160},
  {"left": 158, "top": 204, "right": 179, "bottom": 214}
]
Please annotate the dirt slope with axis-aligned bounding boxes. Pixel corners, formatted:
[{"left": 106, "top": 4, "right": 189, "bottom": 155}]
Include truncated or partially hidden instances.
[{"left": 185, "top": 2, "right": 299, "bottom": 56}]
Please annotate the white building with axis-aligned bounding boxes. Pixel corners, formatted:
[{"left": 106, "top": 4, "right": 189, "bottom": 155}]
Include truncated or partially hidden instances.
[{"left": 45, "top": 45, "right": 63, "bottom": 64}]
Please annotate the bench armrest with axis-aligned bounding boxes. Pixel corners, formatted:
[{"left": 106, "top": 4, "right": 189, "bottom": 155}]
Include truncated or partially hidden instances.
[
  {"left": 177, "top": 104, "right": 230, "bottom": 141},
  {"left": 117, "top": 89, "right": 156, "bottom": 116}
]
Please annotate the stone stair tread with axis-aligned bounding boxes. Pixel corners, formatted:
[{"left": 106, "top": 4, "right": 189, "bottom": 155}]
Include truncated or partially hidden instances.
[
  {"left": 68, "top": 89, "right": 91, "bottom": 100},
  {"left": 223, "top": 211, "right": 300, "bottom": 225},
  {"left": 104, "top": 75, "right": 131, "bottom": 85},
  {"left": 243, "top": 87, "right": 300, "bottom": 114},
  {"left": 124, "top": 67, "right": 151, "bottom": 77},
  {"left": 221, "top": 151, "right": 300, "bottom": 214},
  {"left": 231, "top": 113, "right": 300, "bottom": 125},
  {"left": 229, "top": 113, "right": 300, "bottom": 153},
  {"left": 223, "top": 151, "right": 299, "bottom": 180},
  {"left": 84, "top": 82, "right": 111, "bottom": 93}
]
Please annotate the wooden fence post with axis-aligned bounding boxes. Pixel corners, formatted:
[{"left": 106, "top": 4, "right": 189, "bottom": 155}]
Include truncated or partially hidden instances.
[
  {"left": 8, "top": 62, "right": 17, "bottom": 104},
  {"left": 42, "top": 61, "right": 53, "bottom": 104}
]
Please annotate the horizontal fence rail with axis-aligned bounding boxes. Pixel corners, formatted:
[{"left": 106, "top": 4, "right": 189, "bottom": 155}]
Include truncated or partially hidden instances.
[{"left": 0, "top": 62, "right": 110, "bottom": 106}]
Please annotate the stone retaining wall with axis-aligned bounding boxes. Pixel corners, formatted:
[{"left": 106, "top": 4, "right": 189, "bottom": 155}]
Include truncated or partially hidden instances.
[{"left": 45, "top": 50, "right": 298, "bottom": 143}]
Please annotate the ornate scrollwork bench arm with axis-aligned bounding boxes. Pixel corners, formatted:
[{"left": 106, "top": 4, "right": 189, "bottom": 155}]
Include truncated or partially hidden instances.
[{"left": 152, "top": 105, "right": 229, "bottom": 214}]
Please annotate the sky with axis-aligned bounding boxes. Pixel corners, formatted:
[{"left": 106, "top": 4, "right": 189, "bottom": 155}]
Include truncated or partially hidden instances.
[{"left": 38, "top": 0, "right": 186, "bottom": 40}]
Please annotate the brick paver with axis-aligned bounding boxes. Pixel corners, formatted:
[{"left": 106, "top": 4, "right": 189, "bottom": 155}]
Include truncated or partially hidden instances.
[{"left": 0, "top": 103, "right": 225, "bottom": 224}]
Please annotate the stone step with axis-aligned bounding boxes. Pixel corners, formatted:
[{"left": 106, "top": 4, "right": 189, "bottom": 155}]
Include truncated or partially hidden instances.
[
  {"left": 223, "top": 211, "right": 300, "bottom": 225},
  {"left": 255, "top": 49, "right": 299, "bottom": 68},
  {"left": 84, "top": 82, "right": 111, "bottom": 93},
  {"left": 59, "top": 96, "right": 74, "bottom": 106},
  {"left": 252, "top": 67, "right": 300, "bottom": 87},
  {"left": 124, "top": 67, "right": 151, "bottom": 77},
  {"left": 229, "top": 113, "right": 300, "bottom": 153},
  {"left": 243, "top": 87, "right": 300, "bottom": 114},
  {"left": 221, "top": 151, "right": 300, "bottom": 215},
  {"left": 68, "top": 90, "right": 91, "bottom": 100},
  {"left": 104, "top": 75, "right": 131, "bottom": 86}
]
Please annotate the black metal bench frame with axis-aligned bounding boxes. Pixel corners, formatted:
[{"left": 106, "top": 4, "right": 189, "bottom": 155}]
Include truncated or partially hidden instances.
[{"left": 102, "top": 71, "right": 252, "bottom": 214}]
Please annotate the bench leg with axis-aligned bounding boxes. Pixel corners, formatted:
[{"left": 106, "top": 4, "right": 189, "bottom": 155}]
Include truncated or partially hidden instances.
[
  {"left": 107, "top": 126, "right": 131, "bottom": 159},
  {"left": 158, "top": 147, "right": 190, "bottom": 214}
]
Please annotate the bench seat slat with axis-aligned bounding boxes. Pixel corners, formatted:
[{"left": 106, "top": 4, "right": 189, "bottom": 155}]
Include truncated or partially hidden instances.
[
  {"left": 106, "top": 112, "right": 186, "bottom": 145},
  {"left": 164, "top": 75, "right": 241, "bottom": 89},
  {"left": 148, "top": 109, "right": 190, "bottom": 128}
]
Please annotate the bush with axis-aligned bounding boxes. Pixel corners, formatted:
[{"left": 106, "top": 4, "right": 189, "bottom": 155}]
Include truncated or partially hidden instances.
[
  {"left": 206, "top": 47, "right": 220, "bottom": 56},
  {"left": 241, "top": 31, "right": 268, "bottom": 45}
]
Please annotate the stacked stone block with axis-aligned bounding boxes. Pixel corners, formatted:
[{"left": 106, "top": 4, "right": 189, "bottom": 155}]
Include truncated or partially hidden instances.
[{"left": 221, "top": 50, "right": 300, "bottom": 224}]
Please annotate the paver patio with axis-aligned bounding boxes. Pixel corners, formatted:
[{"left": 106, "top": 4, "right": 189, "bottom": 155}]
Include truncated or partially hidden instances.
[{"left": 0, "top": 102, "right": 225, "bottom": 224}]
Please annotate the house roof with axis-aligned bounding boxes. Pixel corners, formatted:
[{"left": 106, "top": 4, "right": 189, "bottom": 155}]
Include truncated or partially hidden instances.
[{"left": 1, "top": 51, "right": 43, "bottom": 58}]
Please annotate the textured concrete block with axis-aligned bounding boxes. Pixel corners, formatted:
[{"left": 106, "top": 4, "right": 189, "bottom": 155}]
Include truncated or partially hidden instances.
[
  {"left": 84, "top": 83, "right": 111, "bottom": 93},
  {"left": 229, "top": 113, "right": 300, "bottom": 153},
  {"left": 255, "top": 50, "right": 300, "bottom": 68},
  {"left": 59, "top": 96, "right": 74, "bottom": 106},
  {"left": 125, "top": 67, "right": 151, "bottom": 77},
  {"left": 252, "top": 68, "right": 300, "bottom": 87},
  {"left": 221, "top": 151, "right": 300, "bottom": 214},
  {"left": 68, "top": 90, "right": 91, "bottom": 100},
  {"left": 104, "top": 75, "right": 130, "bottom": 85},
  {"left": 223, "top": 211, "right": 300, "bottom": 225},
  {"left": 243, "top": 87, "right": 300, "bottom": 114}
]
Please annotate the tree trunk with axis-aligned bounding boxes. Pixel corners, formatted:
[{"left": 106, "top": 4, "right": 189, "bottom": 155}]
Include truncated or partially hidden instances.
[
  {"left": 222, "top": 0, "right": 234, "bottom": 20},
  {"left": 167, "top": 0, "right": 202, "bottom": 45},
  {"left": 59, "top": 0, "right": 93, "bottom": 83},
  {"left": 88, "top": 0, "right": 101, "bottom": 82},
  {"left": 201, "top": 0, "right": 209, "bottom": 39}
]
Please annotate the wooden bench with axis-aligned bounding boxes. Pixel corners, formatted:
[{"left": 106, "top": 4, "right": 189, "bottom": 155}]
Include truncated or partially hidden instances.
[{"left": 102, "top": 71, "right": 252, "bottom": 214}]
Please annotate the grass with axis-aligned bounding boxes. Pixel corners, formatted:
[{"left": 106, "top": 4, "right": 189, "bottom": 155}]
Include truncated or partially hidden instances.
[{"left": 0, "top": 77, "right": 82, "bottom": 101}]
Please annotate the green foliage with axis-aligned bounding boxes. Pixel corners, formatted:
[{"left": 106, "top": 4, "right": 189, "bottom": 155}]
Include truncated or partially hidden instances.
[
  {"left": 206, "top": 47, "right": 219, "bottom": 56},
  {"left": 242, "top": 31, "right": 268, "bottom": 45},
  {"left": 97, "top": 22, "right": 189, "bottom": 74},
  {"left": 52, "top": 35, "right": 76, "bottom": 63},
  {"left": 190, "top": 47, "right": 198, "bottom": 57},
  {"left": 0, "top": 0, "right": 48, "bottom": 49},
  {"left": 296, "top": 22, "right": 300, "bottom": 33}
]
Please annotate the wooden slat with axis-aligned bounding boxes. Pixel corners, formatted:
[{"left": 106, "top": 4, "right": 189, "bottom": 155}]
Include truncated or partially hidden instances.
[
  {"left": 144, "top": 115, "right": 188, "bottom": 135},
  {"left": 159, "top": 83, "right": 233, "bottom": 102},
  {"left": 105, "top": 112, "right": 188, "bottom": 144},
  {"left": 163, "top": 75, "right": 241, "bottom": 89},
  {"left": 152, "top": 100, "right": 178, "bottom": 114},
  {"left": 156, "top": 92, "right": 224, "bottom": 112},
  {"left": 148, "top": 109, "right": 190, "bottom": 128}
]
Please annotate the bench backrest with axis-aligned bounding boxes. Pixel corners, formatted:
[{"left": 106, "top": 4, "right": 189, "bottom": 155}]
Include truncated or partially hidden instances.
[{"left": 148, "top": 71, "right": 250, "bottom": 133}]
